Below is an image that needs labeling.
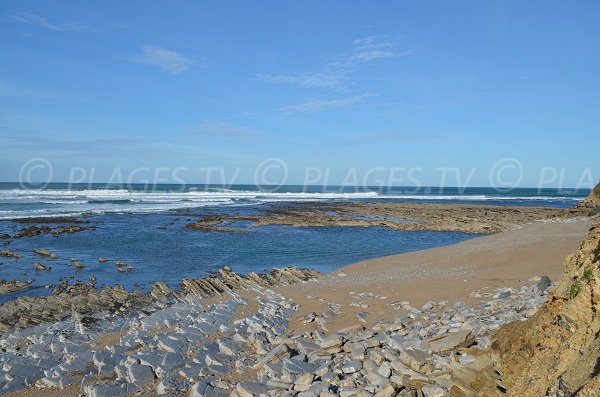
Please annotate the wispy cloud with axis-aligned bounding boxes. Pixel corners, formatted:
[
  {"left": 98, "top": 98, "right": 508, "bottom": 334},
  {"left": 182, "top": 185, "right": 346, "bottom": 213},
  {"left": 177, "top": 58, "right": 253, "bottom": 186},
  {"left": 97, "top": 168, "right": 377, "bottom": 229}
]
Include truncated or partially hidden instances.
[
  {"left": 257, "top": 69, "right": 347, "bottom": 88},
  {"left": 277, "top": 94, "right": 373, "bottom": 113},
  {"left": 127, "top": 45, "right": 193, "bottom": 74},
  {"left": 185, "top": 121, "right": 263, "bottom": 140},
  {"left": 259, "top": 36, "right": 412, "bottom": 89},
  {"left": 10, "top": 12, "right": 86, "bottom": 32}
]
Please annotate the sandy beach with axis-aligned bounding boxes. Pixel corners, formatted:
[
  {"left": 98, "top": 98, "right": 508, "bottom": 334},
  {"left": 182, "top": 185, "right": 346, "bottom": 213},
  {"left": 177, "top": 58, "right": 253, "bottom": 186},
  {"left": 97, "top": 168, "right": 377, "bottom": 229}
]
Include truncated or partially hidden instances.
[{"left": 278, "top": 217, "right": 594, "bottom": 334}]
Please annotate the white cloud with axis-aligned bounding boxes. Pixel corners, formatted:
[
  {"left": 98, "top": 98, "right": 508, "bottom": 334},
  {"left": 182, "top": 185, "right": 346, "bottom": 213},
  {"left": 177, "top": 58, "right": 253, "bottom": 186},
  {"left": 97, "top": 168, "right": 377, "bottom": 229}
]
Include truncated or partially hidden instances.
[
  {"left": 350, "top": 48, "right": 414, "bottom": 62},
  {"left": 128, "top": 45, "right": 193, "bottom": 74},
  {"left": 350, "top": 50, "right": 395, "bottom": 62},
  {"left": 346, "top": 36, "right": 413, "bottom": 63},
  {"left": 10, "top": 12, "right": 85, "bottom": 32},
  {"left": 277, "top": 94, "right": 373, "bottom": 113}
]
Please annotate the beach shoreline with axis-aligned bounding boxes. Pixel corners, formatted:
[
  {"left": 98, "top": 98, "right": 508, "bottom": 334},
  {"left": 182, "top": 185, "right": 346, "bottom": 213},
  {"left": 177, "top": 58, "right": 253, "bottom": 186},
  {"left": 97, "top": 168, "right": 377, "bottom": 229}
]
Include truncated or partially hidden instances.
[
  {"left": 276, "top": 216, "right": 594, "bottom": 335},
  {"left": 0, "top": 196, "right": 597, "bottom": 396}
]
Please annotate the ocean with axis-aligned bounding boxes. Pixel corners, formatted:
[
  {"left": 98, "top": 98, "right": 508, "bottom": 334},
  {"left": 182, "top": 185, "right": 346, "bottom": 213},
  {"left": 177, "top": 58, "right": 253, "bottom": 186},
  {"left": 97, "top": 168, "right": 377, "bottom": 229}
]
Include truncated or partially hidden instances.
[{"left": 0, "top": 183, "right": 587, "bottom": 303}]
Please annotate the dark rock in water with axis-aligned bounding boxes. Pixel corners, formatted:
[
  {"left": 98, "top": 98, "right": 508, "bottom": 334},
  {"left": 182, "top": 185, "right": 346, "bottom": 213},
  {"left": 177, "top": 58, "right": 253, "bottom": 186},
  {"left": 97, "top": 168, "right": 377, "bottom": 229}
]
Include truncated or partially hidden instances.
[
  {"left": 14, "top": 225, "right": 52, "bottom": 238},
  {"left": 73, "top": 261, "right": 86, "bottom": 269},
  {"left": 51, "top": 225, "right": 96, "bottom": 236},
  {"left": 13, "top": 224, "right": 96, "bottom": 239},
  {"left": 34, "top": 249, "right": 58, "bottom": 259},
  {"left": 0, "top": 234, "right": 10, "bottom": 240},
  {"left": 0, "top": 279, "right": 33, "bottom": 295},
  {"left": 98, "top": 257, "right": 109, "bottom": 263},
  {"left": 185, "top": 215, "right": 249, "bottom": 233},
  {"left": 537, "top": 275, "right": 552, "bottom": 292},
  {"left": 497, "top": 290, "right": 512, "bottom": 299},
  {"left": 0, "top": 250, "right": 21, "bottom": 259},
  {"left": 34, "top": 262, "right": 48, "bottom": 271}
]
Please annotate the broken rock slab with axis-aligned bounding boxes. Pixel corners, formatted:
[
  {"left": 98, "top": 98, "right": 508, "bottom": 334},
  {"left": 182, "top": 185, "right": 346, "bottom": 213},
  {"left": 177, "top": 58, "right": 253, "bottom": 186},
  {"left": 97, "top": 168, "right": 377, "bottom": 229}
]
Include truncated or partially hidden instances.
[{"left": 425, "top": 330, "right": 474, "bottom": 354}]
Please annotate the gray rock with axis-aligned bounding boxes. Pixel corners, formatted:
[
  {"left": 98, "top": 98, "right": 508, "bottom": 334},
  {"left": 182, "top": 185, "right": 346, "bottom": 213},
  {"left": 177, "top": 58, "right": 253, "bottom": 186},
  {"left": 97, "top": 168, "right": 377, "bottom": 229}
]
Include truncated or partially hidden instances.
[
  {"left": 320, "top": 335, "right": 344, "bottom": 349},
  {"left": 374, "top": 384, "right": 397, "bottom": 397},
  {"left": 386, "top": 335, "right": 405, "bottom": 350},
  {"left": 537, "top": 275, "right": 552, "bottom": 292},
  {"left": 190, "top": 379, "right": 219, "bottom": 397},
  {"left": 399, "top": 348, "right": 432, "bottom": 372},
  {"left": 342, "top": 360, "right": 363, "bottom": 374},
  {"left": 236, "top": 382, "right": 270, "bottom": 396},
  {"left": 217, "top": 338, "right": 240, "bottom": 356},
  {"left": 127, "top": 364, "right": 155, "bottom": 387},
  {"left": 283, "top": 359, "right": 316, "bottom": 374},
  {"left": 425, "top": 330, "right": 474, "bottom": 354},
  {"left": 421, "top": 384, "right": 446, "bottom": 397}
]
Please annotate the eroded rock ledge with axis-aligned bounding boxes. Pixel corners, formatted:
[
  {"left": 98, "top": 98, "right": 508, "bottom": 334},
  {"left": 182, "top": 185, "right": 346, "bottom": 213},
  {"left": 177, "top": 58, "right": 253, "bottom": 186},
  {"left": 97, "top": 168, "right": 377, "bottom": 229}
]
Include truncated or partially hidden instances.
[
  {"left": 185, "top": 202, "right": 569, "bottom": 234},
  {"left": 0, "top": 266, "right": 319, "bottom": 335}
]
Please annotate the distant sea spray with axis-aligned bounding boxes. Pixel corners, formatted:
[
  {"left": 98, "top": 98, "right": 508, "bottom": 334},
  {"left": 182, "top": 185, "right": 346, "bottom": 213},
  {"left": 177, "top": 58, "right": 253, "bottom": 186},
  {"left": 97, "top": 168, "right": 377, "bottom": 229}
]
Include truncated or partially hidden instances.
[{"left": 0, "top": 183, "right": 586, "bottom": 219}]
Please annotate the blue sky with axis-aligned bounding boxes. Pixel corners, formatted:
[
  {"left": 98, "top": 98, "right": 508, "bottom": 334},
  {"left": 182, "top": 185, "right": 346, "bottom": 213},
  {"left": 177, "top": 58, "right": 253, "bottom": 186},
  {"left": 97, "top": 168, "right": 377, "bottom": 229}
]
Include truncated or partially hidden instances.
[{"left": 1, "top": 1, "right": 599, "bottom": 188}]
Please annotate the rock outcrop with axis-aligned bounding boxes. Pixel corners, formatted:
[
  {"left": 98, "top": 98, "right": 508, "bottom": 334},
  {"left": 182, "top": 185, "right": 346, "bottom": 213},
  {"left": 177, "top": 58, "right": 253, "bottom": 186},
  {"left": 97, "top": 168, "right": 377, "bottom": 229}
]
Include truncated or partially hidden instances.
[
  {"left": 572, "top": 182, "right": 600, "bottom": 216},
  {"left": 180, "top": 266, "right": 319, "bottom": 297},
  {"left": 0, "top": 279, "right": 33, "bottom": 295},
  {"left": 491, "top": 217, "right": 600, "bottom": 396},
  {"left": 0, "top": 266, "right": 319, "bottom": 334}
]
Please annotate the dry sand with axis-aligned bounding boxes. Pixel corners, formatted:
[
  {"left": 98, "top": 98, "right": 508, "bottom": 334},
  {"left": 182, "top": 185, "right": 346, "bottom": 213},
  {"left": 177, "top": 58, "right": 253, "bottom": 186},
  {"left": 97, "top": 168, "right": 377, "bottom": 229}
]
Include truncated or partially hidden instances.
[{"left": 276, "top": 217, "right": 595, "bottom": 335}]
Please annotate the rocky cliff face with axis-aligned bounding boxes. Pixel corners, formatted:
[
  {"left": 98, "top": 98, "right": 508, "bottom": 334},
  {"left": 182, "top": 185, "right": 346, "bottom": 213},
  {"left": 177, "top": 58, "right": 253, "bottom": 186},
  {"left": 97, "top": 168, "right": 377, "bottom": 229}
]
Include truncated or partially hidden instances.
[
  {"left": 492, "top": 212, "right": 600, "bottom": 395},
  {"left": 572, "top": 182, "right": 600, "bottom": 216}
]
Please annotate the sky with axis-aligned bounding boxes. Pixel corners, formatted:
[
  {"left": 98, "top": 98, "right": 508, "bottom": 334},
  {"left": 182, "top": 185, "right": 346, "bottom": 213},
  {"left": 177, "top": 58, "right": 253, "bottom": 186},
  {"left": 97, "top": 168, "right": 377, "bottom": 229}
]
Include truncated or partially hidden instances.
[{"left": 1, "top": 1, "right": 599, "bottom": 189}]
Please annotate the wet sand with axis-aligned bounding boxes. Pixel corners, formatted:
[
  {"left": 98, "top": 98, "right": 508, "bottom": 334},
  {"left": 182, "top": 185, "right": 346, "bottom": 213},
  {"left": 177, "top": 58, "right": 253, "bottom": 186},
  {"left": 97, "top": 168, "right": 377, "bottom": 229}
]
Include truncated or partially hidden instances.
[{"left": 277, "top": 217, "right": 594, "bottom": 334}]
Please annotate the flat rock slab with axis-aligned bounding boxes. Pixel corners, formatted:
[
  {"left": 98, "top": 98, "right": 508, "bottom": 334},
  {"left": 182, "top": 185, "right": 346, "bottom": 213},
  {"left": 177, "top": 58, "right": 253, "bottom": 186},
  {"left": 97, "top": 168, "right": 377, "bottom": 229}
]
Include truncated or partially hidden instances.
[
  {"left": 127, "top": 364, "right": 155, "bottom": 386},
  {"left": 425, "top": 330, "right": 474, "bottom": 354},
  {"left": 236, "top": 382, "right": 270, "bottom": 396}
]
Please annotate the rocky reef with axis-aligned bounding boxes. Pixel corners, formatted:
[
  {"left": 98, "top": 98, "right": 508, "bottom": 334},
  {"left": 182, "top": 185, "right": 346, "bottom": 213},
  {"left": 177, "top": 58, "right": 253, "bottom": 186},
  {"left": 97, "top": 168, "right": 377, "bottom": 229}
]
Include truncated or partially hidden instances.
[
  {"left": 0, "top": 279, "right": 33, "bottom": 296},
  {"left": 199, "top": 202, "right": 568, "bottom": 234},
  {"left": 0, "top": 266, "right": 318, "bottom": 335}
]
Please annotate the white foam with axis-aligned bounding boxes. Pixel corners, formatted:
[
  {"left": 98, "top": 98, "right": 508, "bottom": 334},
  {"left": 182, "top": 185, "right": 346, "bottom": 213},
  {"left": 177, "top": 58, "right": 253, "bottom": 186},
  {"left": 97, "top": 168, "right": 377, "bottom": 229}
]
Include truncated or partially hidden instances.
[{"left": 0, "top": 188, "right": 580, "bottom": 219}]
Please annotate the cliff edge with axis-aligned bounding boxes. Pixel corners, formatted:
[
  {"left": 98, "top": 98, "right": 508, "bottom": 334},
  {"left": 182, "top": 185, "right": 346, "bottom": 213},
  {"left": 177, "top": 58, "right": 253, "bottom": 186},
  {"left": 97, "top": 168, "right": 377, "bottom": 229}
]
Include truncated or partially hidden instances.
[
  {"left": 491, "top": 184, "right": 600, "bottom": 396},
  {"left": 572, "top": 183, "right": 600, "bottom": 216}
]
